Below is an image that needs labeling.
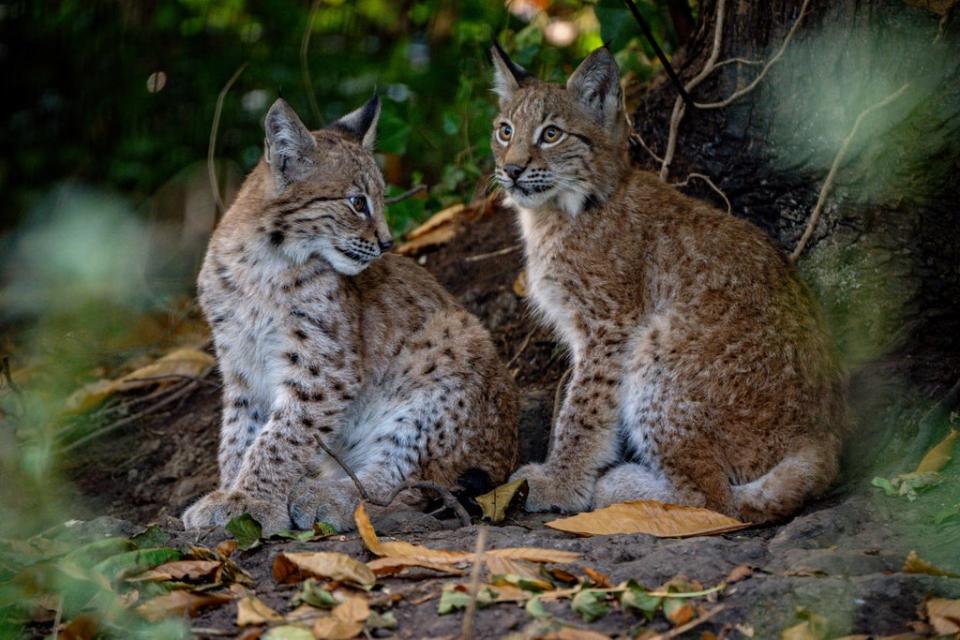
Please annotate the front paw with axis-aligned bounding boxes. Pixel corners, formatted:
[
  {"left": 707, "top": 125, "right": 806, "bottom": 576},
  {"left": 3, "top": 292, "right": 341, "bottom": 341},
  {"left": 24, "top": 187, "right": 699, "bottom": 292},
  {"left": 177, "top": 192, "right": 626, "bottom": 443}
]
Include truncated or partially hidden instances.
[
  {"left": 510, "top": 463, "right": 594, "bottom": 513},
  {"left": 182, "top": 489, "right": 291, "bottom": 534},
  {"left": 288, "top": 479, "right": 359, "bottom": 532}
]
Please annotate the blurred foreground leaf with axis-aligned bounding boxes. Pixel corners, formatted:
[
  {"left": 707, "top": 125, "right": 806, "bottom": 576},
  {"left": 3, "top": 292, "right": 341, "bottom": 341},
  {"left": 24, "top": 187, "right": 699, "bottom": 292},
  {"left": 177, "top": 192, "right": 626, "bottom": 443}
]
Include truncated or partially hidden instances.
[
  {"left": 226, "top": 513, "right": 263, "bottom": 551},
  {"left": 545, "top": 500, "right": 749, "bottom": 537}
]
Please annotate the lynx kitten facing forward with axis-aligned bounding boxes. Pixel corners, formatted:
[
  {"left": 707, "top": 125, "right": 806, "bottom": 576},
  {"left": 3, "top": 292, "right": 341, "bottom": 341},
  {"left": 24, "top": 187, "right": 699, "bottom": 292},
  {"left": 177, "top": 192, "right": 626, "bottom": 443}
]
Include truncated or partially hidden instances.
[
  {"left": 491, "top": 45, "right": 846, "bottom": 522},
  {"left": 182, "top": 96, "right": 518, "bottom": 533}
]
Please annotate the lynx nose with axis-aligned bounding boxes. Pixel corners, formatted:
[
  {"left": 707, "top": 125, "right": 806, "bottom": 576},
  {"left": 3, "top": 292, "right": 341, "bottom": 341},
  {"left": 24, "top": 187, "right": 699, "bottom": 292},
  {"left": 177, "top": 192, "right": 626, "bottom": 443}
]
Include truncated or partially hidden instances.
[
  {"left": 503, "top": 163, "right": 525, "bottom": 181},
  {"left": 378, "top": 238, "right": 394, "bottom": 252}
]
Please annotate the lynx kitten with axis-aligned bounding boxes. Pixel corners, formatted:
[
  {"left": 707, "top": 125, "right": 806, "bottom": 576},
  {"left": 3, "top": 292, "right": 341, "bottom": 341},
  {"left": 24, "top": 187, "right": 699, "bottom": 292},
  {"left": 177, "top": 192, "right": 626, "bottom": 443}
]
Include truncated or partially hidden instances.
[
  {"left": 183, "top": 96, "right": 518, "bottom": 533},
  {"left": 490, "top": 44, "right": 846, "bottom": 522}
]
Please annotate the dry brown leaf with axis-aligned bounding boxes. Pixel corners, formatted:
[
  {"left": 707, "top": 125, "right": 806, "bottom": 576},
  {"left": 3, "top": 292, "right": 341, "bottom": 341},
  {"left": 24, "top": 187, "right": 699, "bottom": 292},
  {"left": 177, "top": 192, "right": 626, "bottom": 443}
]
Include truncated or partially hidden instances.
[
  {"left": 59, "top": 614, "right": 98, "bottom": 640},
  {"left": 513, "top": 271, "right": 528, "bottom": 297},
  {"left": 725, "top": 564, "right": 754, "bottom": 584},
  {"left": 902, "top": 550, "right": 959, "bottom": 577},
  {"left": 476, "top": 478, "right": 528, "bottom": 523},
  {"left": 217, "top": 539, "right": 239, "bottom": 558},
  {"left": 366, "top": 556, "right": 465, "bottom": 577},
  {"left": 545, "top": 500, "right": 750, "bottom": 538},
  {"left": 484, "top": 555, "right": 542, "bottom": 581},
  {"left": 311, "top": 597, "right": 370, "bottom": 640},
  {"left": 272, "top": 552, "right": 375, "bottom": 589},
  {"left": 927, "top": 598, "right": 960, "bottom": 634},
  {"left": 237, "top": 595, "right": 283, "bottom": 627},
  {"left": 916, "top": 429, "right": 958, "bottom": 473},
  {"left": 396, "top": 204, "right": 466, "bottom": 255},
  {"left": 135, "top": 589, "right": 233, "bottom": 622},
  {"left": 129, "top": 559, "right": 221, "bottom": 582},
  {"left": 583, "top": 567, "right": 612, "bottom": 588}
]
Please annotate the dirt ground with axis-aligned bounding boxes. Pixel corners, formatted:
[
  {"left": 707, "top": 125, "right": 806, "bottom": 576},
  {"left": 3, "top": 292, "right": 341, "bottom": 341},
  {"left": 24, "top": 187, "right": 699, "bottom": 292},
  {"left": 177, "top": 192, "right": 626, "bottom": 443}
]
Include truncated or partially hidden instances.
[{"left": 59, "top": 202, "right": 960, "bottom": 639}]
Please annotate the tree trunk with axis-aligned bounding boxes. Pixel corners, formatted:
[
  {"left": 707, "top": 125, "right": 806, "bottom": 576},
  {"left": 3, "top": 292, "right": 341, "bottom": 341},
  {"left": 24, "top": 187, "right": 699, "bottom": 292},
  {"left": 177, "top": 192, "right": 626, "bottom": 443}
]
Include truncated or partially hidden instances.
[{"left": 631, "top": 0, "right": 960, "bottom": 474}]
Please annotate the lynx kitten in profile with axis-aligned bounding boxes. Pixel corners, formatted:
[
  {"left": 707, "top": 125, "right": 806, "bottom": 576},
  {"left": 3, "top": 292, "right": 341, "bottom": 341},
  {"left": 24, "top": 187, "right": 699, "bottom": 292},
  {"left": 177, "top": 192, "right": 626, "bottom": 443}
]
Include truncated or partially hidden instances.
[
  {"left": 490, "top": 44, "right": 846, "bottom": 522},
  {"left": 182, "top": 96, "right": 518, "bottom": 533}
]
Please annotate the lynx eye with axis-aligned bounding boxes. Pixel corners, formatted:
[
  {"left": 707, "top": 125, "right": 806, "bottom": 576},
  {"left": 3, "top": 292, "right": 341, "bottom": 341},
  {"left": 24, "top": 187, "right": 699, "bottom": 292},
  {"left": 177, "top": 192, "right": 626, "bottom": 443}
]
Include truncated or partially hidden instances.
[
  {"left": 348, "top": 195, "right": 368, "bottom": 215},
  {"left": 540, "top": 125, "right": 563, "bottom": 145},
  {"left": 497, "top": 122, "right": 513, "bottom": 144}
]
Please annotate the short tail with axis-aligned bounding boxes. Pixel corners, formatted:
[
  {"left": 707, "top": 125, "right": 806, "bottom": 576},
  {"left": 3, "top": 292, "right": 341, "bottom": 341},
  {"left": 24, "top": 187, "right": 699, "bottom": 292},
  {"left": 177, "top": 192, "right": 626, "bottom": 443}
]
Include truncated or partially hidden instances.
[{"left": 731, "top": 441, "right": 839, "bottom": 523}]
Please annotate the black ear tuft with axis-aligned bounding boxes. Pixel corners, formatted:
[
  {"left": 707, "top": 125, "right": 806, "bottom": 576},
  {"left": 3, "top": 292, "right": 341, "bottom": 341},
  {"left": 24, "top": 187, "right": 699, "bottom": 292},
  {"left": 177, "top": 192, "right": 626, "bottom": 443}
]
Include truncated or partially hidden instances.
[
  {"left": 329, "top": 93, "right": 381, "bottom": 151},
  {"left": 490, "top": 40, "right": 533, "bottom": 106}
]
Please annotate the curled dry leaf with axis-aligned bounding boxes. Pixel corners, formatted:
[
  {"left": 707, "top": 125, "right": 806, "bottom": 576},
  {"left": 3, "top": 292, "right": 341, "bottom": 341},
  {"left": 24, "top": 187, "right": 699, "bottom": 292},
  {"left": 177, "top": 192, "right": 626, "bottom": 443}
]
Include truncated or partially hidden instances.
[
  {"left": 902, "top": 550, "right": 959, "bottom": 577},
  {"left": 128, "top": 559, "right": 221, "bottom": 582},
  {"left": 927, "top": 598, "right": 960, "bottom": 635},
  {"left": 237, "top": 595, "right": 283, "bottom": 627},
  {"left": 476, "top": 478, "right": 528, "bottom": 523},
  {"left": 366, "top": 556, "right": 465, "bottom": 577},
  {"left": 725, "top": 564, "right": 754, "bottom": 584},
  {"left": 583, "top": 567, "right": 612, "bottom": 588},
  {"left": 312, "top": 596, "right": 370, "bottom": 640},
  {"left": 272, "top": 552, "right": 376, "bottom": 590},
  {"left": 396, "top": 203, "right": 466, "bottom": 255},
  {"left": 545, "top": 500, "right": 750, "bottom": 538},
  {"left": 485, "top": 555, "right": 542, "bottom": 581},
  {"left": 354, "top": 503, "right": 578, "bottom": 565},
  {"left": 513, "top": 271, "right": 528, "bottom": 297},
  {"left": 135, "top": 589, "right": 233, "bottom": 622},
  {"left": 916, "top": 429, "right": 958, "bottom": 473}
]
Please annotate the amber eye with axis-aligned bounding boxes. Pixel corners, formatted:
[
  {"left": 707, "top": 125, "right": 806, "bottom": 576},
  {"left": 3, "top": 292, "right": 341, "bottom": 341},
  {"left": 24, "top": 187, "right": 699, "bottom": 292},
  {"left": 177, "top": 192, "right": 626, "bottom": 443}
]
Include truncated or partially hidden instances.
[
  {"left": 541, "top": 125, "right": 562, "bottom": 144},
  {"left": 498, "top": 122, "right": 513, "bottom": 143},
  {"left": 349, "top": 195, "right": 368, "bottom": 214}
]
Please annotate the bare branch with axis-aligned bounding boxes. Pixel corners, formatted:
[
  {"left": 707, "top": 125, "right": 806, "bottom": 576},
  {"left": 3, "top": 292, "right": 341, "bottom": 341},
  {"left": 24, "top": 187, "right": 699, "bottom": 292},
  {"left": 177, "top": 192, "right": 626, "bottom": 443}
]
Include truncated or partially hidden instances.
[
  {"left": 673, "top": 172, "right": 732, "bottom": 214},
  {"left": 385, "top": 184, "right": 427, "bottom": 205},
  {"left": 464, "top": 244, "right": 522, "bottom": 263},
  {"left": 789, "top": 83, "right": 911, "bottom": 262},
  {"left": 208, "top": 63, "right": 248, "bottom": 216},
  {"left": 461, "top": 526, "right": 488, "bottom": 640}
]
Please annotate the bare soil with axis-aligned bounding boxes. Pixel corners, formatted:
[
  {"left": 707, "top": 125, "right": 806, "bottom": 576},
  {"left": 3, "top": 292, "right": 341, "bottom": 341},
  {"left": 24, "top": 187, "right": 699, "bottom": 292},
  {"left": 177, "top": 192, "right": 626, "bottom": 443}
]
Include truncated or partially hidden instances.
[{"left": 60, "top": 201, "right": 960, "bottom": 638}]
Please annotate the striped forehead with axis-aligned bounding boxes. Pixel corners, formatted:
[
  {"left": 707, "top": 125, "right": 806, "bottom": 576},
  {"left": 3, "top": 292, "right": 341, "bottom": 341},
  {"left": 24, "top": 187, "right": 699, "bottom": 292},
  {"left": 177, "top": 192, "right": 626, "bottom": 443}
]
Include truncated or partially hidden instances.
[{"left": 504, "top": 85, "right": 572, "bottom": 126}]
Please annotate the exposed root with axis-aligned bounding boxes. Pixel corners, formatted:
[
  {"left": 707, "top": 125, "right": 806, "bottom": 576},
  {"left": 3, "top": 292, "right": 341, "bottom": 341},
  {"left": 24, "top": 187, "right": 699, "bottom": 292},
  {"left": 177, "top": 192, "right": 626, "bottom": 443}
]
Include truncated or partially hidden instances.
[
  {"left": 789, "top": 82, "right": 911, "bottom": 262},
  {"left": 673, "top": 172, "right": 732, "bottom": 214}
]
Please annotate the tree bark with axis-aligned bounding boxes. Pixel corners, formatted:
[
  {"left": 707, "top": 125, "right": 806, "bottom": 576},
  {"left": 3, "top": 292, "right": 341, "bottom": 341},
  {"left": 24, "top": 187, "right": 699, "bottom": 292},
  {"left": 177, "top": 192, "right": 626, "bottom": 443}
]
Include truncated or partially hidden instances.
[{"left": 631, "top": 0, "right": 960, "bottom": 473}]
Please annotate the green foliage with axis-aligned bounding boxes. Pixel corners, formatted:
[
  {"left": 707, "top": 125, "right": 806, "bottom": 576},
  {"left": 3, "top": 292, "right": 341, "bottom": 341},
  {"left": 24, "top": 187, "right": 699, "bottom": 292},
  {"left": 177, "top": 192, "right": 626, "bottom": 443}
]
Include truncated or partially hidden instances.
[{"left": 225, "top": 513, "right": 263, "bottom": 550}]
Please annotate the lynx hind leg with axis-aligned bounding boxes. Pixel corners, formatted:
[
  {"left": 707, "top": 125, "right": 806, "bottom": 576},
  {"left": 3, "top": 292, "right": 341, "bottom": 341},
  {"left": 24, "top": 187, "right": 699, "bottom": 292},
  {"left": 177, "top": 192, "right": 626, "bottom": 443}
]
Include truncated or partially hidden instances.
[{"left": 593, "top": 463, "right": 685, "bottom": 508}]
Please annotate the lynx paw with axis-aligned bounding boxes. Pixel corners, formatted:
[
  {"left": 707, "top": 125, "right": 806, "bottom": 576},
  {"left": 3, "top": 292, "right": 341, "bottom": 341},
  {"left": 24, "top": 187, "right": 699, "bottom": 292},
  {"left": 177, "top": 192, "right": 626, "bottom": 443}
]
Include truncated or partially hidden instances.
[
  {"left": 288, "top": 479, "right": 359, "bottom": 532},
  {"left": 510, "top": 463, "right": 594, "bottom": 513},
  {"left": 182, "top": 489, "right": 290, "bottom": 534}
]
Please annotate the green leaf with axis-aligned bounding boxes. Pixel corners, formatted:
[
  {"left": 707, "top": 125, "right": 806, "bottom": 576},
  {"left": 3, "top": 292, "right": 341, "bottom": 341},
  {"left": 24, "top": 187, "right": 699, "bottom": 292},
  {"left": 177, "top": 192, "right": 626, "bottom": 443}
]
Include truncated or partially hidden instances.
[
  {"left": 871, "top": 476, "right": 897, "bottom": 496},
  {"left": 292, "top": 578, "right": 338, "bottom": 609},
  {"left": 620, "top": 580, "right": 662, "bottom": 620},
  {"left": 313, "top": 521, "right": 338, "bottom": 537},
  {"left": 934, "top": 504, "right": 960, "bottom": 526},
  {"left": 63, "top": 537, "right": 135, "bottom": 568},
  {"left": 366, "top": 611, "right": 397, "bottom": 629},
  {"left": 377, "top": 110, "right": 411, "bottom": 155},
  {"left": 130, "top": 524, "right": 170, "bottom": 549},
  {"left": 594, "top": 0, "right": 637, "bottom": 51},
  {"left": 92, "top": 547, "right": 181, "bottom": 582},
  {"left": 525, "top": 596, "right": 550, "bottom": 619},
  {"left": 272, "top": 529, "right": 316, "bottom": 542},
  {"left": 571, "top": 589, "right": 610, "bottom": 622},
  {"left": 438, "top": 588, "right": 473, "bottom": 615},
  {"left": 492, "top": 573, "right": 551, "bottom": 593},
  {"left": 226, "top": 513, "right": 262, "bottom": 550}
]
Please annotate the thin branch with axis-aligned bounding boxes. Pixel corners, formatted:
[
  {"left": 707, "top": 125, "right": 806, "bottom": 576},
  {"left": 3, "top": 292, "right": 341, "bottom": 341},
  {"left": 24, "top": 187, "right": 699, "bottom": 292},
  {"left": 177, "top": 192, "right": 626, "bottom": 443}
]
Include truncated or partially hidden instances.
[
  {"left": 300, "top": 0, "right": 323, "bottom": 124},
  {"left": 622, "top": 0, "right": 694, "bottom": 108},
  {"left": 789, "top": 82, "right": 911, "bottom": 262},
  {"left": 313, "top": 435, "right": 371, "bottom": 501},
  {"left": 464, "top": 244, "right": 521, "bottom": 263},
  {"left": 208, "top": 63, "right": 248, "bottom": 216},
  {"left": 461, "top": 526, "right": 488, "bottom": 640},
  {"left": 673, "top": 172, "right": 732, "bottom": 214},
  {"left": 61, "top": 380, "right": 199, "bottom": 453},
  {"left": 629, "top": 131, "right": 664, "bottom": 164},
  {"left": 694, "top": 0, "right": 811, "bottom": 109},
  {"left": 506, "top": 328, "right": 536, "bottom": 369},
  {"left": 385, "top": 184, "right": 427, "bottom": 205}
]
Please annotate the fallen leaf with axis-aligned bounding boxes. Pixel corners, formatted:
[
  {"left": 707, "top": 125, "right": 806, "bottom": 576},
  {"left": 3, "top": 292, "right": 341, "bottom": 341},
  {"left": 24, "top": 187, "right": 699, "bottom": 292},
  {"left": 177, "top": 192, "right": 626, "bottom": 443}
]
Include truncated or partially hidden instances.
[
  {"left": 548, "top": 568, "right": 580, "bottom": 585},
  {"left": 354, "top": 503, "right": 578, "bottom": 564},
  {"left": 59, "top": 614, "right": 98, "bottom": 640},
  {"left": 216, "top": 539, "right": 239, "bottom": 558},
  {"left": 396, "top": 204, "right": 466, "bottom": 255},
  {"left": 492, "top": 573, "right": 554, "bottom": 592},
  {"left": 663, "top": 598, "right": 694, "bottom": 625},
  {"left": 272, "top": 552, "right": 376, "bottom": 589},
  {"left": 367, "top": 556, "right": 465, "bottom": 577},
  {"left": 484, "top": 556, "right": 542, "bottom": 581},
  {"left": 526, "top": 596, "right": 550, "bottom": 619},
  {"left": 571, "top": 589, "right": 610, "bottom": 622},
  {"left": 725, "top": 564, "right": 754, "bottom": 584},
  {"left": 291, "top": 578, "right": 338, "bottom": 609},
  {"left": 476, "top": 478, "right": 528, "bottom": 523},
  {"left": 130, "top": 524, "right": 170, "bottom": 549},
  {"left": 227, "top": 513, "right": 263, "bottom": 551},
  {"left": 366, "top": 610, "right": 397, "bottom": 630},
  {"left": 312, "top": 617, "right": 364, "bottom": 640},
  {"left": 263, "top": 625, "right": 314, "bottom": 640},
  {"left": 237, "top": 595, "right": 283, "bottom": 627},
  {"left": 136, "top": 589, "right": 233, "bottom": 622},
  {"left": 513, "top": 271, "right": 528, "bottom": 297},
  {"left": 903, "top": 550, "right": 959, "bottom": 577},
  {"left": 93, "top": 547, "right": 182, "bottom": 582},
  {"left": 927, "top": 598, "right": 960, "bottom": 634},
  {"left": 916, "top": 429, "right": 958, "bottom": 473},
  {"left": 583, "top": 567, "right": 612, "bottom": 588},
  {"left": 129, "top": 559, "right": 221, "bottom": 582},
  {"left": 545, "top": 500, "right": 750, "bottom": 537},
  {"left": 620, "top": 581, "right": 662, "bottom": 620}
]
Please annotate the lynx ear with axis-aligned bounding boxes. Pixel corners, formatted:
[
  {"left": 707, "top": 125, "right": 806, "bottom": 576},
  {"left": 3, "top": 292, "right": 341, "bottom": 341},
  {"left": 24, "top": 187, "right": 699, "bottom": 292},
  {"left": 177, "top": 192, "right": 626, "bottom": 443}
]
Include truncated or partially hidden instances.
[
  {"left": 490, "top": 41, "right": 532, "bottom": 106},
  {"left": 566, "top": 47, "right": 623, "bottom": 133},
  {"left": 329, "top": 94, "right": 381, "bottom": 151},
  {"left": 264, "top": 99, "right": 317, "bottom": 187}
]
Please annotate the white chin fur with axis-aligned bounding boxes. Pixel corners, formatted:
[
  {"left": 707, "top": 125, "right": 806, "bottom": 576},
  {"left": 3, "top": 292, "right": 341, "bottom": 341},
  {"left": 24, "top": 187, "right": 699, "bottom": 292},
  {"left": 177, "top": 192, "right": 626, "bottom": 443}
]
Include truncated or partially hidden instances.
[
  {"left": 320, "top": 246, "right": 370, "bottom": 276},
  {"left": 506, "top": 187, "right": 586, "bottom": 216}
]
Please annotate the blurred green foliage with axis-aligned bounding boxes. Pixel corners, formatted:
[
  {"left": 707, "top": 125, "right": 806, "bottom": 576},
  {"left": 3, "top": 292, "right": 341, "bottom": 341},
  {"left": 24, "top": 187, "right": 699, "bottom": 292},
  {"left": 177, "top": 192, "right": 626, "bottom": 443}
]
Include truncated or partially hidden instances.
[{"left": 0, "top": 0, "right": 687, "bottom": 235}]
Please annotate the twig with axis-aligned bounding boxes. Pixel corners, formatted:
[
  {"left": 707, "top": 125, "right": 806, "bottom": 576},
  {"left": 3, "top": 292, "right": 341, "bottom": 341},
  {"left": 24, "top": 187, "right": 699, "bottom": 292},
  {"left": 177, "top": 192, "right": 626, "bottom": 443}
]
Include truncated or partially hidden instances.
[
  {"left": 61, "top": 380, "right": 199, "bottom": 453},
  {"left": 506, "top": 328, "right": 536, "bottom": 369},
  {"left": 673, "top": 172, "right": 732, "bottom": 214},
  {"left": 789, "top": 82, "right": 911, "bottom": 262},
  {"left": 649, "top": 604, "right": 725, "bottom": 640},
  {"left": 316, "top": 434, "right": 472, "bottom": 526},
  {"left": 461, "top": 526, "right": 488, "bottom": 640},
  {"left": 694, "top": 0, "right": 811, "bottom": 109},
  {"left": 385, "top": 184, "right": 427, "bottom": 205},
  {"left": 208, "top": 63, "right": 248, "bottom": 216},
  {"left": 622, "top": 0, "right": 693, "bottom": 108},
  {"left": 629, "top": 131, "right": 664, "bottom": 164},
  {"left": 300, "top": 0, "right": 323, "bottom": 124},
  {"left": 464, "top": 244, "right": 522, "bottom": 263}
]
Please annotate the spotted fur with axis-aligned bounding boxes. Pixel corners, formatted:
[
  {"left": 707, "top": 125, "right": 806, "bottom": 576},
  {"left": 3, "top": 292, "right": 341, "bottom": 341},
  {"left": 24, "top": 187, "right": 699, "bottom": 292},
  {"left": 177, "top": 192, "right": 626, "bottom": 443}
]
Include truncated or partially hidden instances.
[
  {"left": 182, "top": 97, "right": 518, "bottom": 533},
  {"left": 491, "top": 45, "right": 847, "bottom": 523}
]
